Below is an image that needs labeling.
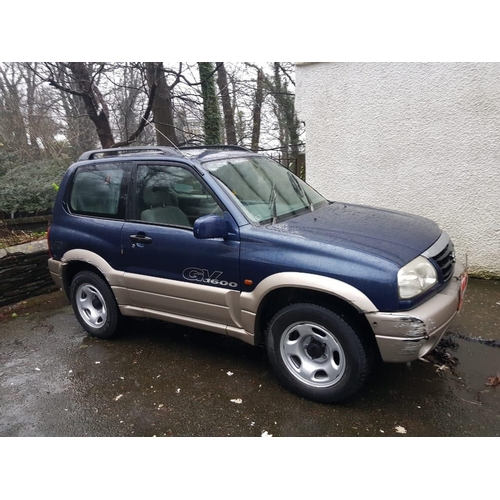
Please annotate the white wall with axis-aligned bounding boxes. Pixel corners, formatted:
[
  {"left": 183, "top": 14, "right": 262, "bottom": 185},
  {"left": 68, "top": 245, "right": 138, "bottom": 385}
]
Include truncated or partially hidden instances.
[{"left": 296, "top": 62, "right": 500, "bottom": 277}]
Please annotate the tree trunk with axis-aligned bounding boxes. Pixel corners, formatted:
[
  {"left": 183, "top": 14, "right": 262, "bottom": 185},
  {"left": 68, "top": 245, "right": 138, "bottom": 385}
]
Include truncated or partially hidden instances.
[
  {"left": 272, "top": 62, "right": 301, "bottom": 173},
  {"left": 216, "top": 62, "right": 236, "bottom": 145},
  {"left": 251, "top": 68, "right": 264, "bottom": 151},
  {"left": 0, "top": 65, "right": 30, "bottom": 156},
  {"left": 198, "top": 62, "right": 221, "bottom": 145},
  {"left": 67, "top": 63, "right": 115, "bottom": 149},
  {"left": 146, "top": 62, "right": 177, "bottom": 146},
  {"left": 23, "top": 64, "right": 41, "bottom": 159}
]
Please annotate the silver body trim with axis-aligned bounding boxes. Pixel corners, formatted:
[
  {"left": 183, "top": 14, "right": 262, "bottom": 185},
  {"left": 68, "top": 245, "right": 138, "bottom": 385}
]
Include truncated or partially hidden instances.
[
  {"left": 49, "top": 252, "right": 380, "bottom": 347},
  {"left": 422, "top": 230, "right": 449, "bottom": 258}
]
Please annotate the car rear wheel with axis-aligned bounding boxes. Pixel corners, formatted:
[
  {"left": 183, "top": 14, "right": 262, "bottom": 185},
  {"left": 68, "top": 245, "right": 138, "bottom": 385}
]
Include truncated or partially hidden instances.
[
  {"left": 266, "top": 303, "right": 373, "bottom": 403},
  {"left": 70, "top": 271, "right": 121, "bottom": 339}
]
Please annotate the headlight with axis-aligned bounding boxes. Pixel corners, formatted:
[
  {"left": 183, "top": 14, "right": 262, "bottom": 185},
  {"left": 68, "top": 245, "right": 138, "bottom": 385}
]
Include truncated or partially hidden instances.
[{"left": 398, "top": 256, "right": 437, "bottom": 299}]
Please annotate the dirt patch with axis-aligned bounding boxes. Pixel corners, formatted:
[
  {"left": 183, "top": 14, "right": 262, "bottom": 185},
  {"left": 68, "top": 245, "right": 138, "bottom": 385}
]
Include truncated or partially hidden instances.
[
  {"left": 0, "top": 221, "right": 46, "bottom": 249},
  {"left": 423, "top": 334, "right": 460, "bottom": 373}
]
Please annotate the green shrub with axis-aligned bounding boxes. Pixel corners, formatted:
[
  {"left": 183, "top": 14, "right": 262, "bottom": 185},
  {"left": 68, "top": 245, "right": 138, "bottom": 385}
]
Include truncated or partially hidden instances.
[
  {"left": 0, "top": 150, "right": 22, "bottom": 178},
  {"left": 0, "top": 158, "right": 68, "bottom": 215}
]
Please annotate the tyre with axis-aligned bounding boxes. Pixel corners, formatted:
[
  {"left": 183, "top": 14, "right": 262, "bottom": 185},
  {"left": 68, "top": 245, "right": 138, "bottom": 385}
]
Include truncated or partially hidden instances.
[
  {"left": 266, "top": 303, "right": 373, "bottom": 403},
  {"left": 70, "top": 271, "right": 121, "bottom": 339}
]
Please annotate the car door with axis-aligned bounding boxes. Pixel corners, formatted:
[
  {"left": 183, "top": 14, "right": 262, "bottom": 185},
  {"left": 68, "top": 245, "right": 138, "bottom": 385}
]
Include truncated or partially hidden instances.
[{"left": 120, "top": 161, "right": 241, "bottom": 329}]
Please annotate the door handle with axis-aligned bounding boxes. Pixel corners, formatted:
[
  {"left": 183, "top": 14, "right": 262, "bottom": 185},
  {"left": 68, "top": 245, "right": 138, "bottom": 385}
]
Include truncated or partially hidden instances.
[{"left": 130, "top": 234, "right": 153, "bottom": 244}]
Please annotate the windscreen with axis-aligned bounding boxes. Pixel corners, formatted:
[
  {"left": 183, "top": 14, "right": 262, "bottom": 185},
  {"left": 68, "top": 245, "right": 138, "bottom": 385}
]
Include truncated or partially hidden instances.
[{"left": 204, "top": 156, "right": 328, "bottom": 224}]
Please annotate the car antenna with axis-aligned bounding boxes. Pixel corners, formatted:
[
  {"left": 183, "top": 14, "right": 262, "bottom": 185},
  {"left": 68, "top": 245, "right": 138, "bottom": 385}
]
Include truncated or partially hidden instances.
[{"left": 143, "top": 117, "right": 186, "bottom": 157}]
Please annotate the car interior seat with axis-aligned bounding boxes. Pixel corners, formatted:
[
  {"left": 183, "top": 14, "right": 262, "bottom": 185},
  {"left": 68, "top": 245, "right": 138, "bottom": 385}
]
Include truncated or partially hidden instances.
[{"left": 140, "top": 183, "right": 190, "bottom": 226}]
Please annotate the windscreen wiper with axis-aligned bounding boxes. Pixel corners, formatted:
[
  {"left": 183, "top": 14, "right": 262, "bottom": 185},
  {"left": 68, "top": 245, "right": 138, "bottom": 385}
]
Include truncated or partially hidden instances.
[
  {"left": 268, "top": 182, "right": 277, "bottom": 225},
  {"left": 288, "top": 171, "right": 314, "bottom": 212}
]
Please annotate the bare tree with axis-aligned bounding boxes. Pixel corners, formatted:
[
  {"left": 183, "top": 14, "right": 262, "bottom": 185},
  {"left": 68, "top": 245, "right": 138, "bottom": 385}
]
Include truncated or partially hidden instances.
[
  {"left": 111, "top": 63, "right": 142, "bottom": 142},
  {"left": 251, "top": 67, "right": 264, "bottom": 151},
  {"left": 0, "top": 63, "right": 64, "bottom": 159},
  {"left": 216, "top": 62, "right": 236, "bottom": 145},
  {"left": 1, "top": 61, "right": 302, "bottom": 159},
  {"left": 0, "top": 64, "right": 30, "bottom": 155},
  {"left": 272, "top": 62, "right": 301, "bottom": 164},
  {"left": 146, "top": 62, "right": 177, "bottom": 146},
  {"left": 31, "top": 62, "right": 157, "bottom": 148}
]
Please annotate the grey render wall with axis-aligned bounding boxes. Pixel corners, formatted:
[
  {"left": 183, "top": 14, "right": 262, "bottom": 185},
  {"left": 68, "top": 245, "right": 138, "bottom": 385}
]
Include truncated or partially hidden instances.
[{"left": 295, "top": 62, "right": 500, "bottom": 277}]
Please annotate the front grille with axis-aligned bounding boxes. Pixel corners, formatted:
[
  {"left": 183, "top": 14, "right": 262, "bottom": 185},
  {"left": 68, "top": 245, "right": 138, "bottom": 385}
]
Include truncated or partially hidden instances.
[{"left": 431, "top": 241, "right": 455, "bottom": 282}]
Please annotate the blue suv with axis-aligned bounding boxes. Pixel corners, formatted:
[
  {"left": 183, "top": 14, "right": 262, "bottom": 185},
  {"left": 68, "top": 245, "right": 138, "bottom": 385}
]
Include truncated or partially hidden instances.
[{"left": 48, "top": 145, "right": 468, "bottom": 403}]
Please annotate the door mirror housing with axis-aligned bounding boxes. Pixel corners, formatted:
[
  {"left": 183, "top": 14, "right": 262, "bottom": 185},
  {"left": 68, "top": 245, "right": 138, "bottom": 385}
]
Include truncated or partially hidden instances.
[{"left": 193, "top": 215, "right": 228, "bottom": 239}]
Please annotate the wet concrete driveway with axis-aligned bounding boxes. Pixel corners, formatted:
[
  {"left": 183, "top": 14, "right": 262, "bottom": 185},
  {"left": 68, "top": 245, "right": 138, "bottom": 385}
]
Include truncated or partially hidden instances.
[{"left": 1, "top": 279, "right": 499, "bottom": 437}]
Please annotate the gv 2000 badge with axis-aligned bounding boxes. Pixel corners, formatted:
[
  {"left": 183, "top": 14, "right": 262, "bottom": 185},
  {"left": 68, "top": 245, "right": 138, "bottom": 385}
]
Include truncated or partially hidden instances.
[{"left": 182, "top": 267, "right": 238, "bottom": 288}]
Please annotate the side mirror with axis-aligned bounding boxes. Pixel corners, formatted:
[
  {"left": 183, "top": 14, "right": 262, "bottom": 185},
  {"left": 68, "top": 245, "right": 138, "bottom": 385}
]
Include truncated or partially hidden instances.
[{"left": 193, "top": 215, "right": 228, "bottom": 239}]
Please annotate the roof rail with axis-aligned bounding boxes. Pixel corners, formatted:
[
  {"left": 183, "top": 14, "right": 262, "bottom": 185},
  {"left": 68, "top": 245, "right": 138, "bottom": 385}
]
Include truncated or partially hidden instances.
[
  {"left": 178, "top": 144, "right": 252, "bottom": 153},
  {"left": 78, "top": 146, "right": 182, "bottom": 162}
]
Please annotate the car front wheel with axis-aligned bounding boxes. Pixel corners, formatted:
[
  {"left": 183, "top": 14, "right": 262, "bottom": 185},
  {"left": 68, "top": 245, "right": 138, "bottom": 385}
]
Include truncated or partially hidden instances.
[{"left": 266, "top": 303, "right": 373, "bottom": 403}]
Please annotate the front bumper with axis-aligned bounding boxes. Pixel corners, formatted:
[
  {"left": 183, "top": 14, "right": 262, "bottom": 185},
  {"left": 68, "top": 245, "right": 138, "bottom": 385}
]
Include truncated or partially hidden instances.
[{"left": 365, "top": 263, "right": 466, "bottom": 363}]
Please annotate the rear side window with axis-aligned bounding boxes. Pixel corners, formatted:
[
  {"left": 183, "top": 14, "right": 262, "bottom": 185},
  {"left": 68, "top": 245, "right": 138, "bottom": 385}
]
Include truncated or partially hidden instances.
[{"left": 69, "top": 163, "right": 126, "bottom": 218}]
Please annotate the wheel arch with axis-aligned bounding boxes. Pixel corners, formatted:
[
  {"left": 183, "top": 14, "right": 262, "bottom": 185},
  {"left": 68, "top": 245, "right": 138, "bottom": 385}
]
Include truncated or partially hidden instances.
[
  {"left": 60, "top": 249, "right": 123, "bottom": 297},
  {"left": 62, "top": 261, "right": 108, "bottom": 298},
  {"left": 240, "top": 273, "right": 379, "bottom": 347},
  {"left": 255, "top": 287, "right": 376, "bottom": 346}
]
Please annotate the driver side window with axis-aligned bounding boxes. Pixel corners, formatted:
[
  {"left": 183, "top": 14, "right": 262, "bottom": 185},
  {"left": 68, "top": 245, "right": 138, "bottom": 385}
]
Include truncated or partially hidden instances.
[{"left": 135, "top": 164, "right": 223, "bottom": 227}]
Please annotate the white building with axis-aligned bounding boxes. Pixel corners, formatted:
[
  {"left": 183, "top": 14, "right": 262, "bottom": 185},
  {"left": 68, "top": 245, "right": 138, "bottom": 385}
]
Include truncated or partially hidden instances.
[{"left": 295, "top": 62, "right": 500, "bottom": 277}]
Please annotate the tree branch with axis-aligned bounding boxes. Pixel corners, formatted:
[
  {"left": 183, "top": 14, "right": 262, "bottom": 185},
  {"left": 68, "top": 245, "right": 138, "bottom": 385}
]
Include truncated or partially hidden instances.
[
  {"left": 114, "top": 81, "right": 157, "bottom": 147},
  {"left": 276, "top": 63, "right": 295, "bottom": 86},
  {"left": 27, "top": 63, "right": 87, "bottom": 98}
]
